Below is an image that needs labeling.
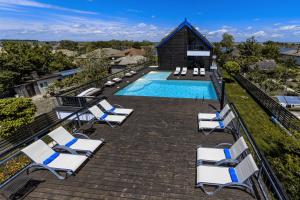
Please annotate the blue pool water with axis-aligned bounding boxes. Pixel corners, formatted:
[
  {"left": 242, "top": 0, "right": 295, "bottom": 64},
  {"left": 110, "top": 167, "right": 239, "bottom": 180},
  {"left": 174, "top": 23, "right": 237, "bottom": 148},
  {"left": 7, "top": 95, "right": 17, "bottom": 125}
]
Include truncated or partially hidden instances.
[{"left": 115, "top": 71, "right": 218, "bottom": 100}]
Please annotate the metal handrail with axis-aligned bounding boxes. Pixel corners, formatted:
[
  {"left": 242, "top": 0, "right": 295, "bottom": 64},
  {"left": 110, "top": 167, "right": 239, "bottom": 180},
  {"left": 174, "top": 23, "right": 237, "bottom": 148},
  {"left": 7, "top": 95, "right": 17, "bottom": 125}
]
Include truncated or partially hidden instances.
[
  {"left": 57, "top": 64, "right": 148, "bottom": 97},
  {"left": 230, "top": 103, "right": 289, "bottom": 200},
  {"left": 0, "top": 99, "right": 99, "bottom": 189}
]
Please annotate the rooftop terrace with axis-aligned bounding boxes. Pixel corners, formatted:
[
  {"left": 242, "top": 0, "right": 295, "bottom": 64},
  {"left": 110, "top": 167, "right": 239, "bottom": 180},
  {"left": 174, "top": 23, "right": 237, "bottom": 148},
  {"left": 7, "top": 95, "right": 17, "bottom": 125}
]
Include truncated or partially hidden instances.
[
  {"left": 9, "top": 68, "right": 258, "bottom": 200},
  {"left": 2, "top": 67, "right": 288, "bottom": 200},
  {"left": 23, "top": 98, "right": 254, "bottom": 200}
]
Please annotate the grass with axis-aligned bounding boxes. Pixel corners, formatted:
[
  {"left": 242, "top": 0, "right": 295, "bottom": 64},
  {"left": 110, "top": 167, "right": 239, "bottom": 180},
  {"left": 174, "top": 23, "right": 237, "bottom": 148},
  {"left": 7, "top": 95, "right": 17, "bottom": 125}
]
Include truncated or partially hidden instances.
[{"left": 226, "top": 80, "right": 300, "bottom": 199}]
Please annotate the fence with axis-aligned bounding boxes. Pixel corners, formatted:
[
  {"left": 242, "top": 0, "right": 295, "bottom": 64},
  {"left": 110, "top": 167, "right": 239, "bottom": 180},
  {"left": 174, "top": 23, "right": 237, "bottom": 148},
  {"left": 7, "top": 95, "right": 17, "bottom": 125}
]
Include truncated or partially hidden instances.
[
  {"left": 0, "top": 100, "right": 97, "bottom": 189},
  {"left": 56, "top": 64, "right": 147, "bottom": 107},
  {"left": 235, "top": 74, "right": 300, "bottom": 133},
  {"left": 210, "top": 70, "right": 224, "bottom": 100},
  {"left": 230, "top": 103, "right": 289, "bottom": 200},
  {"left": 0, "top": 111, "right": 59, "bottom": 156}
]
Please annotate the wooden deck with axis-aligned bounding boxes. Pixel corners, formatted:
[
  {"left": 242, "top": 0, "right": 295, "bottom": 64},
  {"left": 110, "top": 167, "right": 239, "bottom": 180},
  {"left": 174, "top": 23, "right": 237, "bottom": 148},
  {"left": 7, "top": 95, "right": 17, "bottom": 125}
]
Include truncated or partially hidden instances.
[{"left": 20, "top": 69, "right": 254, "bottom": 200}]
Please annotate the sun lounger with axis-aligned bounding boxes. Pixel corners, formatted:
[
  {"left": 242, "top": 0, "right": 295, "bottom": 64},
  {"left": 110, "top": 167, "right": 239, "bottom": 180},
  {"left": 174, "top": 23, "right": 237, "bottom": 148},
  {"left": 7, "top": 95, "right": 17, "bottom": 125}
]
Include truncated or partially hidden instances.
[
  {"left": 200, "top": 68, "right": 205, "bottom": 76},
  {"left": 48, "top": 126, "right": 104, "bottom": 157},
  {"left": 98, "top": 99, "right": 133, "bottom": 116},
  {"left": 181, "top": 67, "right": 187, "bottom": 75},
  {"left": 174, "top": 67, "right": 181, "bottom": 75},
  {"left": 196, "top": 154, "right": 258, "bottom": 196},
  {"left": 197, "top": 137, "right": 248, "bottom": 165},
  {"left": 130, "top": 70, "right": 137, "bottom": 75},
  {"left": 125, "top": 72, "right": 133, "bottom": 77},
  {"left": 198, "top": 104, "right": 231, "bottom": 121},
  {"left": 77, "top": 87, "right": 102, "bottom": 97},
  {"left": 113, "top": 77, "right": 122, "bottom": 83},
  {"left": 199, "top": 111, "right": 236, "bottom": 135},
  {"left": 88, "top": 105, "right": 127, "bottom": 127},
  {"left": 193, "top": 68, "right": 199, "bottom": 76},
  {"left": 104, "top": 80, "right": 115, "bottom": 87},
  {"left": 21, "top": 140, "right": 88, "bottom": 180}
]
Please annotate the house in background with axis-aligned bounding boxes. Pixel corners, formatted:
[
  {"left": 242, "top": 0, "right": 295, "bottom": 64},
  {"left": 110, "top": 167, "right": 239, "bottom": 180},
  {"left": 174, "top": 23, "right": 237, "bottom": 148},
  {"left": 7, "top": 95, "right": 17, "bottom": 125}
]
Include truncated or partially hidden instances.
[
  {"left": 156, "top": 19, "right": 214, "bottom": 71},
  {"left": 280, "top": 48, "right": 300, "bottom": 66},
  {"left": 13, "top": 68, "right": 81, "bottom": 97}
]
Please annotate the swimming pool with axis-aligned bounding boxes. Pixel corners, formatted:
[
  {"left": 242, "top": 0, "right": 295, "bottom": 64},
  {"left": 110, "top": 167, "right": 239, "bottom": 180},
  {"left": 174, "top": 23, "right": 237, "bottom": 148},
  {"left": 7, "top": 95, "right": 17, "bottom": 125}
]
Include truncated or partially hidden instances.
[{"left": 115, "top": 71, "right": 218, "bottom": 100}]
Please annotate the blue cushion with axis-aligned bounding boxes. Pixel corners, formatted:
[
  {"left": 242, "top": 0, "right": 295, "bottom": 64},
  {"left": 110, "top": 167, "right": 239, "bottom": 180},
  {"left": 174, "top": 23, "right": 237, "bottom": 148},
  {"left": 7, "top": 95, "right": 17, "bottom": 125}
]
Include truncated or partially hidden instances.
[
  {"left": 65, "top": 138, "right": 78, "bottom": 148},
  {"left": 229, "top": 167, "right": 239, "bottom": 182},
  {"left": 100, "top": 113, "right": 108, "bottom": 120},
  {"left": 43, "top": 152, "right": 60, "bottom": 165},
  {"left": 216, "top": 112, "right": 221, "bottom": 119},
  {"left": 108, "top": 107, "right": 116, "bottom": 113},
  {"left": 219, "top": 121, "right": 225, "bottom": 129},
  {"left": 223, "top": 148, "right": 231, "bottom": 159}
]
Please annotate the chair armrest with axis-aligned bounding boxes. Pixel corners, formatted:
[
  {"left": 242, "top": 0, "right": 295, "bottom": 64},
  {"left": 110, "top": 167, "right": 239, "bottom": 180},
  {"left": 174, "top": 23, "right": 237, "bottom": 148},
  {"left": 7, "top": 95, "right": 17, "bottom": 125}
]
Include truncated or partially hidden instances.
[
  {"left": 214, "top": 143, "right": 232, "bottom": 148},
  {"left": 73, "top": 132, "right": 90, "bottom": 139},
  {"left": 53, "top": 145, "right": 79, "bottom": 155},
  {"left": 113, "top": 104, "right": 124, "bottom": 108},
  {"left": 214, "top": 159, "right": 239, "bottom": 166}
]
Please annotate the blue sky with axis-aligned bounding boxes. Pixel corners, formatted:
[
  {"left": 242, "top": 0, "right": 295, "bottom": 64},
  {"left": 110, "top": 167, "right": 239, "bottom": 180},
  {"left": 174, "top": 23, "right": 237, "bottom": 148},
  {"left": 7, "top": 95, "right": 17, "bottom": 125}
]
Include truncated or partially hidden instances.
[{"left": 1, "top": 0, "right": 300, "bottom": 42}]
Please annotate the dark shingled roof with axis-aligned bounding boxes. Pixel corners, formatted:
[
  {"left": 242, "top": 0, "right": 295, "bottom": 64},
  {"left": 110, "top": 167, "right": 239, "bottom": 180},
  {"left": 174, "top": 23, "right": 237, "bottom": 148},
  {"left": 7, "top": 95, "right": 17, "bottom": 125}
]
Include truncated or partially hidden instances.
[{"left": 156, "top": 19, "right": 213, "bottom": 49}]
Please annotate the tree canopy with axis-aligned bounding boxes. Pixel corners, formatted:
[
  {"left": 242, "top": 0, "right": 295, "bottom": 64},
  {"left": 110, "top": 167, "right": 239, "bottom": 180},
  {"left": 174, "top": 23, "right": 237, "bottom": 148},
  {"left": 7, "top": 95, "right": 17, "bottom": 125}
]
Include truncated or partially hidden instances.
[
  {"left": 0, "top": 41, "right": 76, "bottom": 93},
  {"left": 0, "top": 98, "right": 36, "bottom": 138}
]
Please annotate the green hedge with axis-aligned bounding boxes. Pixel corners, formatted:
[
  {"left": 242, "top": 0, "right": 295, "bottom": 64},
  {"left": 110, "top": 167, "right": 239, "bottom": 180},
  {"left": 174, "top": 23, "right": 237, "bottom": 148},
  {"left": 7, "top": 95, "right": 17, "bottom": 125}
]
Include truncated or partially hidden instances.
[
  {"left": 226, "top": 82, "right": 300, "bottom": 199},
  {"left": 0, "top": 98, "right": 36, "bottom": 138}
]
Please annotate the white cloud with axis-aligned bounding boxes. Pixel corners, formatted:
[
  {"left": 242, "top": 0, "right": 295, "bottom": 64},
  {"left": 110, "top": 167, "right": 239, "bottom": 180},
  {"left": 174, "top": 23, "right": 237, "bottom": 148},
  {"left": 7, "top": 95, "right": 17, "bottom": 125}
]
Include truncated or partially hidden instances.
[
  {"left": 279, "top": 25, "right": 300, "bottom": 31},
  {"left": 253, "top": 18, "right": 260, "bottom": 21},
  {"left": 151, "top": 15, "right": 156, "bottom": 18},
  {"left": 0, "top": 15, "right": 168, "bottom": 41},
  {"left": 293, "top": 31, "right": 300, "bottom": 36},
  {"left": 246, "top": 26, "right": 253, "bottom": 30},
  {"left": 251, "top": 31, "right": 266, "bottom": 37},
  {"left": 271, "top": 33, "right": 284, "bottom": 38},
  {"left": 0, "top": 0, "right": 97, "bottom": 15},
  {"left": 208, "top": 29, "right": 228, "bottom": 36},
  {"left": 137, "top": 23, "right": 147, "bottom": 28}
]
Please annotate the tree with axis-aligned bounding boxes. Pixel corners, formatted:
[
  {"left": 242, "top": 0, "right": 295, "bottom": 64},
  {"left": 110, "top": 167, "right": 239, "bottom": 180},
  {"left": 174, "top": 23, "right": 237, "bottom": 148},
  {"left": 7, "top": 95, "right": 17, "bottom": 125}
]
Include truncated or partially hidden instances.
[
  {"left": 223, "top": 61, "right": 240, "bottom": 75},
  {"left": 238, "top": 36, "right": 261, "bottom": 57},
  {"left": 0, "top": 98, "right": 36, "bottom": 138},
  {"left": 58, "top": 40, "right": 79, "bottom": 51},
  {"left": 220, "top": 33, "right": 234, "bottom": 53},
  {"left": 144, "top": 47, "right": 157, "bottom": 65},
  {"left": 0, "top": 41, "right": 76, "bottom": 92},
  {"left": 261, "top": 43, "right": 280, "bottom": 60}
]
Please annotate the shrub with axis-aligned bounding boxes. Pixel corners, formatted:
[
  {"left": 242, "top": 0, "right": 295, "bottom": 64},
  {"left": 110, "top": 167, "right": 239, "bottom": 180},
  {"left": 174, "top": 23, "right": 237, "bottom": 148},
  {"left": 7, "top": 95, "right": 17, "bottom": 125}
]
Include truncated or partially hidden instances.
[
  {"left": 223, "top": 61, "right": 240, "bottom": 75},
  {"left": 0, "top": 98, "right": 36, "bottom": 138},
  {"left": 226, "top": 82, "right": 300, "bottom": 199}
]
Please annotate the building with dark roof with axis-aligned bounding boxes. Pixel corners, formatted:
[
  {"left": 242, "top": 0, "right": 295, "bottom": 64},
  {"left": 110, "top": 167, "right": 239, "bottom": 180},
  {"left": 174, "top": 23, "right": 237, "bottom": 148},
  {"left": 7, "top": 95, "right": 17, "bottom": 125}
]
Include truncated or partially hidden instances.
[{"left": 156, "top": 19, "right": 213, "bottom": 70}]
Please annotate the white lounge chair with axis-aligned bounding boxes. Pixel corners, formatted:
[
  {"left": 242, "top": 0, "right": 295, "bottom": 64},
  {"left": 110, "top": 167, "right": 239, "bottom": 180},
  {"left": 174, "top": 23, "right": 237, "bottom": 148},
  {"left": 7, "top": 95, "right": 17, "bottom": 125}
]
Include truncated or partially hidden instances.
[
  {"left": 125, "top": 72, "right": 133, "bottom": 77},
  {"left": 98, "top": 99, "right": 133, "bottom": 116},
  {"left": 48, "top": 126, "right": 104, "bottom": 157},
  {"left": 104, "top": 80, "right": 115, "bottom": 87},
  {"left": 77, "top": 87, "right": 101, "bottom": 97},
  {"left": 88, "top": 105, "right": 127, "bottom": 127},
  {"left": 181, "top": 67, "right": 187, "bottom": 75},
  {"left": 174, "top": 67, "right": 181, "bottom": 75},
  {"left": 130, "top": 70, "right": 137, "bottom": 75},
  {"left": 200, "top": 68, "right": 205, "bottom": 76},
  {"left": 198, "top": 104, "right": 231, "bottom": 121},
  {"left": 21, "top": 140, "right": 88, "bottom": 180},
  {"left": 193, "top": 68, "right": 199, "bottom": 76},
  {"left": 199, "top": 111, "right": 236, "bottom": 135},
  {"left": 196, "top": 154, "right": 259, "bottom": 196},
  {"left": 197, "top": 137, "right": 248, "bottom": 165},
  {"left": 112, "top": 77, "right": 122, "bottom": 83}
]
